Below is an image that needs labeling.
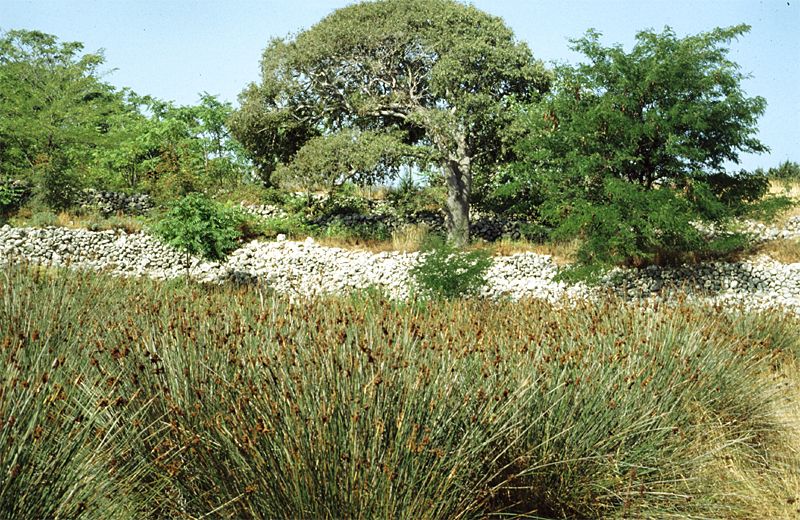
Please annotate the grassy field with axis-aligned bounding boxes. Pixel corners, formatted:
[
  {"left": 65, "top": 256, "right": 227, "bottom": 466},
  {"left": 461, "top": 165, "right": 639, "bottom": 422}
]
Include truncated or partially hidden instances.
[{"left": 1, "top": 264, "right": 799, "bottom": 519}]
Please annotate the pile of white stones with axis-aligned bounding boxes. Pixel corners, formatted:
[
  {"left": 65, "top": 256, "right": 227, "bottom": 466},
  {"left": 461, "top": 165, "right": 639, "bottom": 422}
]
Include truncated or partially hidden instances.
[{"left": 1, "top": 224, "right": 798, "bottom": 313}]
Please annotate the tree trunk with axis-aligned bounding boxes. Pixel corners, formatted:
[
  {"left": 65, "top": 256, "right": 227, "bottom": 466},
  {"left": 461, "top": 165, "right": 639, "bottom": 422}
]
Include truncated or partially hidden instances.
[{"left": 443, "top": 137, "right": 472, "bottom": 247}]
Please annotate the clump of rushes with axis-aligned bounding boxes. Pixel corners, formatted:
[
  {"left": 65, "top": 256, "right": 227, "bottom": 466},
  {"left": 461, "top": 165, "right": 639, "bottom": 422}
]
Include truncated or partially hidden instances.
[
  {"left": 1, "top": 263, "right": 798, "bottom": 518},
  {"left": 0, "top": 265, "right": 161, "bottom": 519}
]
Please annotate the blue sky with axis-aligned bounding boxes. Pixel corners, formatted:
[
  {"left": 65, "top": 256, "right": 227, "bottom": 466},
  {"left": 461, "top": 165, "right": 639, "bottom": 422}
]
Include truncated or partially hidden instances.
[{"left": 2, "top": 0, "right": 798, "bottom": 171}]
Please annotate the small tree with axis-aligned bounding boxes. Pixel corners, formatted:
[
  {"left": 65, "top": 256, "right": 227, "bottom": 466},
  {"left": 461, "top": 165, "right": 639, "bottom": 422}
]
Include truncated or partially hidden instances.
[
  {"left": 153, "top": 193, "right": 243, "bottom": 277},
  {"left": 515, "top": 25, "right": 774, "bottom": 274}
]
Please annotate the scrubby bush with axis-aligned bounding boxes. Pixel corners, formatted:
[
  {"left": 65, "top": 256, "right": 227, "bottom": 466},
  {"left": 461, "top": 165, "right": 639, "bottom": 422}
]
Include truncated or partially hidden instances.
[
  {"left": 152, "top": 193, "right": 243, "bottom": 273},
  {"left": 319, "top": 218, "right": 391, "bottom": 244},
  {"left": 29, "top": 210, "right": 58, "bottom": 228},
  {"left": 409, "top": 236, "right": 492, "bottom": 299}
]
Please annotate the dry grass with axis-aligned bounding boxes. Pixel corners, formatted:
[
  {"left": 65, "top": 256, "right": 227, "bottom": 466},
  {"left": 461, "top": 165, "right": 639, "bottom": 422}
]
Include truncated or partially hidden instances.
[
  {"left": 751, "top": 238, "right": 800, "bottom": 264},
  {"left": 769, "top": 180, "right": 800, "bottom": 226},
  {"left": 315, "top": 223, "right": 429, "bottom": 253},
  {"left": 770, "top": 179, "right": 800, "bottom": 200},
  {"left": 56, "top": 211, "right": 86, "bottom": 228},
  {"left": 390, "top": 223, "right": 429, "bottom": 252},
  {"left": 705, "top": 359, "right": 800, "bottom": 519},
  {"left": 314, "top": 235, "right": 395, "bottom": 252},
  {"left": 469, "top": 238, "right": 580, "bottom": 265},
  {"left": 309, "top": 230, "right": 582, "bottom": 263},
  {"left": 528, "top": 239, "right": 581, "bottom": 265},
  {"left": 467, "top": 238, "right": 580, "bottom": 265}
]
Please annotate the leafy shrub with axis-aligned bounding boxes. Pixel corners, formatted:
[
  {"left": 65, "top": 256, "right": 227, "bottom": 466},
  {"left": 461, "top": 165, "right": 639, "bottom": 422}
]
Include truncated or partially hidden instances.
[
  {"left": 260, "top": 186, "right": 290, "bottom": 206},
  {"left": 321, "top": 182, "right": 370, "bottom": 216},
  {"left": 152, "top": 193, "right": 243, "bottom": 271},
  {"left": 0, "top": 178, "right": 32, "bottom": 217},
  {"left": 409, "top": 236, "right": 492, "bottom": 299},
  {"left": 258, "top": 214, "right": 314, "bottom": 239}
]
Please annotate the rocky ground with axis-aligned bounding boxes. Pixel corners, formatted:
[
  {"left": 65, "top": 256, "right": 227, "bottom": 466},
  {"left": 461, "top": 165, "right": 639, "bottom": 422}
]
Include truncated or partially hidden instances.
[{"left": 1, "top": 221, "right": 799, "bottom": 313}]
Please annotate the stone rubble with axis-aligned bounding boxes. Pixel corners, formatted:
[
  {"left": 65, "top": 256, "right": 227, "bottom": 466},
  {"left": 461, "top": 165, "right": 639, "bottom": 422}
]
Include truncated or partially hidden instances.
[
  {"left": 79, "top": 189, "right": 154, "bottom": 216},
  {"left": 0, "top": 224, "right": 798, "bottom": 313}
]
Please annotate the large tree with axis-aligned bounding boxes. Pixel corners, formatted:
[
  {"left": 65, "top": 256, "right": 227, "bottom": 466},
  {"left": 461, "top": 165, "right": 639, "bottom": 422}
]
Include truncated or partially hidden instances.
[
  {"left": 514, "top": 25, "right": 772, "bottom": 271},
  {"left": 230, "top": 0, "right": 549, "bottom": 245}
]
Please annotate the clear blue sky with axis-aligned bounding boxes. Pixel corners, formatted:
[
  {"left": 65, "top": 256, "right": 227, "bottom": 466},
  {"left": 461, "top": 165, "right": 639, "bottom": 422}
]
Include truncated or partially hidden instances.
[{"left": 2, "top": 0, "right": 798, "bottom": 171}]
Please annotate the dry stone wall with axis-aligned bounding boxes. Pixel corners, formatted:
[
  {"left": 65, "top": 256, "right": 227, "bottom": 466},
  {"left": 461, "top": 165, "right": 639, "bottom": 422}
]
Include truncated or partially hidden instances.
[{"left": 1, "top": 224, "right": 798, "bottom": 314}]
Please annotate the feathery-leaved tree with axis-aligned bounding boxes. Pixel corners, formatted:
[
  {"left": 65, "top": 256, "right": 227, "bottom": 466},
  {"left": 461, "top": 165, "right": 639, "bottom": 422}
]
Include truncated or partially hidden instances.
[
  {"left": 514, "top": 25, "right": 773, "bottom": 273},
  {"left": 0, "top": 29, "right": 124, "bottom": 209},
  {"left": 230, "top": 0, "right": 550, "bottom": 245}
]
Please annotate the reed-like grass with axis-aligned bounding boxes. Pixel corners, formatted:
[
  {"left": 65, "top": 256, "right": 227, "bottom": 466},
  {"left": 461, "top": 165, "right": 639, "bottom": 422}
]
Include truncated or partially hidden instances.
[{"left": 1, "top": 263, "right": 797, "bottom": 518}]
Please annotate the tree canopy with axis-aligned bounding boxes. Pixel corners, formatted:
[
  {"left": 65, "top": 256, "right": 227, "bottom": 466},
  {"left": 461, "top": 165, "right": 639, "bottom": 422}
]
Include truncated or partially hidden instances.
[
  {"left": 0, "top": 29, "right": 125, "bottom": 208},
  {"left": 231, "top": 0, "right": 550, "bottom": 245},
  {"left": 0, "top": 29, "right": 251, "bottom": 209},
  {"left": 513, "top": 25, "right": 773, "bottom": 272}
]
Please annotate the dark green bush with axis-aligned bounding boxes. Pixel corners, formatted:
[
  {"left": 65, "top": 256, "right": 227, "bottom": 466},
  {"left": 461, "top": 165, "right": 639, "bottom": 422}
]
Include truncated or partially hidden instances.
[
  {"left": 514, "top": 26, "right": 777, "bottom": 277},
  {"left": 0, "top": 178, "right": 32, "bottom": 217}
]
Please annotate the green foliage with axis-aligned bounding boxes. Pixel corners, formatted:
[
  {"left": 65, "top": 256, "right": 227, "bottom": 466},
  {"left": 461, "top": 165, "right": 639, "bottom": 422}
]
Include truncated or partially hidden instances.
[
  {"left": 760, "top": 160, "right": 800, "bottom": 181},
  {"left": 233, "top": 0, "right": 550, "bottom": 244},
  {"left": 95, "top": 93, "right": 251, "bottom": 199},
  {"left": 409, "top": 236, "right": 492, "bottom": 299},
  {"left": 0, "top": 178, "right": 31, "bottom": 217},
  {"left": 273, "top": 129, "right": 414, "bottom": 192},
  {"left": 0, "top": 29, "right": 126, "bottom": 209},
  {"left": 0, "top": 28, "right": 251, "bottom": 207},
  {"left": 515, "top": 25, "right": 772, "bottom": 274},
  {"left": 2, "top": 263, "right": 797, "bottom": 518},
  {"left": 153, "top": 193, "right": 243, "bottom": 269}
]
